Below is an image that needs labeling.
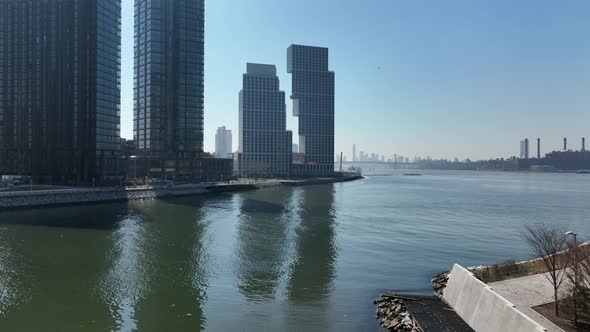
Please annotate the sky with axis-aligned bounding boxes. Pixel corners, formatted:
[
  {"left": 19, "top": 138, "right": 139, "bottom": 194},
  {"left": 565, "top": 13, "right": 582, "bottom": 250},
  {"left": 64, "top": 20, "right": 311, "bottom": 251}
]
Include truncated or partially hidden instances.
[{"left": 120, "top": 0, "right": 590, "bottom": 160}]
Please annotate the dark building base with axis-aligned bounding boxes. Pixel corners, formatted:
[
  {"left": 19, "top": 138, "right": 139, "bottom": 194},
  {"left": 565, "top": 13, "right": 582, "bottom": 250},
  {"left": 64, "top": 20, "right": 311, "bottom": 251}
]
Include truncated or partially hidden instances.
[
  {"left": 290, "top": 163, "right": 335, "bottom": 178},
  {"left": 128, "top": 153, "right": 203, "bottom": 182}
]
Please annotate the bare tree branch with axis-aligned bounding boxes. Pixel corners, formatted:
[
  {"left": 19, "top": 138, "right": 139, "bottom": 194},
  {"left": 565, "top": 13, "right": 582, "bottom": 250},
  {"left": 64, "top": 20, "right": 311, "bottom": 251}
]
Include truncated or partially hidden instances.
[{"left": 523, "top": 223, "right": 570, "bottom": 316}]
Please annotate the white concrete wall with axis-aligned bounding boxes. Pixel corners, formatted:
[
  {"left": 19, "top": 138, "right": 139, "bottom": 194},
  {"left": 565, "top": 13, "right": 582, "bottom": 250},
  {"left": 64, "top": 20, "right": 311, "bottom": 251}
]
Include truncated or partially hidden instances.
[{"left": 443, "top": 264, "right": 547, "bottom": 332}]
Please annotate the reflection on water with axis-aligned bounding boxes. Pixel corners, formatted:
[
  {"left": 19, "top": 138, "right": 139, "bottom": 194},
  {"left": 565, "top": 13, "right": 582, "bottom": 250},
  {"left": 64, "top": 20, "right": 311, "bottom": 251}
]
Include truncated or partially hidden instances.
[
  {"left": 287, "top": 185, "right": 337, "bottom": 303},
  {"left": 0, "top": 227, "right": 27, "bottom": 315},
  {"left": 0, "top": 203, "right": 129, "bottom": 230},
  {"left": 131, "top": 198, "right": 210, "bottom": 331},
  {"left": 235, "top": 189, "right": 293, "bottom": 302},
  {"left": 100, "top": 214, "right": 153, "bottom": 332},
  {"left": 0, "top": 204, "right": 128, "bottom": 330}
]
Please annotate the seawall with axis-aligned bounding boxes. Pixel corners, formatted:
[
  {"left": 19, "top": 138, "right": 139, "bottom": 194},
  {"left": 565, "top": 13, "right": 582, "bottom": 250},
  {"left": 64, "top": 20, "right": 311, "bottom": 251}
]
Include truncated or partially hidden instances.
[
  {"left": 0, "top": 175, "right": 363, "bottom": 210},
  {"left": 443, "top": 264, "right": 546, "bottom": 332}
]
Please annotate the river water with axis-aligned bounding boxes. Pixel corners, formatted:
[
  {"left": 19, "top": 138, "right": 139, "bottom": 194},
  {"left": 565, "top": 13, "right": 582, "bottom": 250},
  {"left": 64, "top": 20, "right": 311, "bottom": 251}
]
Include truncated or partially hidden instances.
[{"left": 0, "top": 169, "right": 589, "bottom": 331}]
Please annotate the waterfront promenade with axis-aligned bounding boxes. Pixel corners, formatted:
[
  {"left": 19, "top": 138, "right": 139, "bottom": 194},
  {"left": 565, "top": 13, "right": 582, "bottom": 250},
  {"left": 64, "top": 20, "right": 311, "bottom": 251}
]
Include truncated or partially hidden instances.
[{"left": 0, "top": 174, "right": 362, "bottom": 209}]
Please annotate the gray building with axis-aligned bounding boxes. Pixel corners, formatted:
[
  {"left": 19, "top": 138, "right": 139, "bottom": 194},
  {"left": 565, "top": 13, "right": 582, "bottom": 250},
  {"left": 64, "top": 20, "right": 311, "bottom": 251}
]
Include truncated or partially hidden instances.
[
  {"left": 520, "top": 139, "right": 529, "bottom": 159},
  {"left": 0, "top": 0, "right": 122, "bottom": 184},
  {"left": 288, "top": 45, "right": 335, "bottom": 177},
  {"left": 134, "top": 0, "right": 205, "bottom": 180},
  {"left": 215, "top": 126, "right": 232, "bottom": 158},
  {"left": 236, "top": 63, "right": 292, "bottom": 178}
]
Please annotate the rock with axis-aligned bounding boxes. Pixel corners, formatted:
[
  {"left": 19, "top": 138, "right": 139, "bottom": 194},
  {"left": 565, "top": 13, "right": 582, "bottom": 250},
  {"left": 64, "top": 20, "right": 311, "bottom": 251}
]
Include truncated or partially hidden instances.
[
  {"left": 431, "top": 271, "right": 450, "bottom": 298},
  {"left": 374, "top": 292, "right": 423, "bottom": 332}
]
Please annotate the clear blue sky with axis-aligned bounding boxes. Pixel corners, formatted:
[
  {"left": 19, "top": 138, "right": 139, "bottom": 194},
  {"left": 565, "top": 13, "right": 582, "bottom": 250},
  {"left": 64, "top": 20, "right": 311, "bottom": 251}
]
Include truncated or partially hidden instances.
[{"left": 120, "top": 0, "right": 590, "bottom": 160}]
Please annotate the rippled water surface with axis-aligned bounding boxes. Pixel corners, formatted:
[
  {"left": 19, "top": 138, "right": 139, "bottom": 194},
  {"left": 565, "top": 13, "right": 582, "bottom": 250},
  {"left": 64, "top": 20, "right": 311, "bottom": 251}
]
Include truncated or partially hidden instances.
[{"left": 1, "top": 170, "right": 589, "bottom": 331}]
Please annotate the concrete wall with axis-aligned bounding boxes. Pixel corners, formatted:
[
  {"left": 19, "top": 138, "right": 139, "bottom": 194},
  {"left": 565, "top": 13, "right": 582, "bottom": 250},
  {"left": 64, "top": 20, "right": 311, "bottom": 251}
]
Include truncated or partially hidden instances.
[
  {"left": 443, "top": 264, "right": 546, "bottom": 332},
  {"left": 0, "top": 186, "right": 207, "bottom": 209}
]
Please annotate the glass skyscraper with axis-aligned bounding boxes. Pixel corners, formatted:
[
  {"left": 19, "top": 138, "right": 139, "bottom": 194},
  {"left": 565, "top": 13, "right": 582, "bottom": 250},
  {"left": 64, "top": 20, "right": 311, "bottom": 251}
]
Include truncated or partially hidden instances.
[
  {"left": 0, "top": 0, "right": 122, "bottom": 184},
  {"left": 288, "top": 45, "right": 335, "bottom": 177},
  {"left": 134, "top": 0, "right": 205, "bottom": 180},
  {"left": 237, "top": 63, "right": 292, "bottom": 178}
]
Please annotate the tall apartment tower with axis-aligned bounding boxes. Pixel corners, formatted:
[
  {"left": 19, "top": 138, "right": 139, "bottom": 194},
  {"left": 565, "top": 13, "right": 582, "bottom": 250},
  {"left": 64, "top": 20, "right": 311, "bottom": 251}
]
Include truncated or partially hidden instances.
[
  {"left": 134, "top": 0, "right": 205, "bottom": 180},
  {"left": 0, "top": 0, "right": 122, "bottom": 184},
  {"left": 236, "top": 63, "right": 292, "bottom": 178},
  {"left": 353, "top": 144, "right": 357, "bottom": 162},
  {"left": 288, "top": 45, "right": 335, "bottom": 177},
  {"left": 215, "top": 126, "right": 232, "bottom": 158}
]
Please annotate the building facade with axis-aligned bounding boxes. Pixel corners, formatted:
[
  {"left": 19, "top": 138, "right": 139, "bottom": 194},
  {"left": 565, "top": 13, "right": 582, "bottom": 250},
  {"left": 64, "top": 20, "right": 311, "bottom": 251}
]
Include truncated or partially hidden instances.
[
  {"left": 0, "top": 0, "right": 122, "bottom": 184},
  {"left": 287, "top": 45, "right": 335, "bottom": 177},
  {"left": 134, "top": 0, "right": 204, "bottom": 180},
  {"left": 202, "top": 155, "right": 234, "bottom": 182},
  {"left": 215, "top": 126, "right": 232, "bottom": 158},
  {"left": 236, "top": 63, "right": 292, "bottom": 178}
]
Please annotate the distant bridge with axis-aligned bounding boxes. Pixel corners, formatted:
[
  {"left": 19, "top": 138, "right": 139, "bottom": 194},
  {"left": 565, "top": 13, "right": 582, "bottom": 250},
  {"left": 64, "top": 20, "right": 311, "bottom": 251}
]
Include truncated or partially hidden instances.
[{"left": 339, "top": 161, "right": 418, "bottom": 169}]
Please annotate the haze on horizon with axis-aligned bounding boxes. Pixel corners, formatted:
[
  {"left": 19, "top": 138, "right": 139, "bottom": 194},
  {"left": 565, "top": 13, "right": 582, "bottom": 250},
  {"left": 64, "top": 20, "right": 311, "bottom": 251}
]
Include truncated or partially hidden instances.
[{"left": 119, "top": 0, "right": 590, "bottom": 161}]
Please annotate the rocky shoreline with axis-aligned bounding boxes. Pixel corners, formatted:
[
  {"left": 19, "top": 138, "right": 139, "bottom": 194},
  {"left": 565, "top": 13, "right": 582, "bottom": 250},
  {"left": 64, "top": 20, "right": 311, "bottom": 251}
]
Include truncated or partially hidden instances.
[
  {"left": 431, "top": 271, "right": 449, "bottom": 298},
  {"left": 374, "top": 293, "right": 422, "bottom": 331},
  {"left": 373, "top": 271, "right": 451, "bottom": 331}
]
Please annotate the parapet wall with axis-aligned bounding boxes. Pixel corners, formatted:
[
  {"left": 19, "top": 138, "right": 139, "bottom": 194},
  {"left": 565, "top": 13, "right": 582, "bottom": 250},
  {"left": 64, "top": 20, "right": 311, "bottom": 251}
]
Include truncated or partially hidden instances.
[
  {"left": 443, "top": 264, "right": 546, "bottom": 332},
  {"left": 0, "top": 186, "right": 207, "bottom": 209}
]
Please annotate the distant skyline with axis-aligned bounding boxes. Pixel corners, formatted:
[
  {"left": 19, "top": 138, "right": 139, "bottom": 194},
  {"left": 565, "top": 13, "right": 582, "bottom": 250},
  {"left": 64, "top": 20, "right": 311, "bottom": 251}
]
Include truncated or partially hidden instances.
[{"left": 121, "top": 0, "right": 590, "bottom": 160}]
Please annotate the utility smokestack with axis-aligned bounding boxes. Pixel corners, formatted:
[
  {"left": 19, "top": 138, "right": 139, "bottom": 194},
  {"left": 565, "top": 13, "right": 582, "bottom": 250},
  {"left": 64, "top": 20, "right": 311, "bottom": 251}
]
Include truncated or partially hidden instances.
[
  {"left": 583, "top": 137, "right": 586, "bottom": 152},
  {"left": 537, "top": 138, "right": 541, "bottom": 159},
  {"left": 564, "top": 137, "right": 567, "bottom": 151}
]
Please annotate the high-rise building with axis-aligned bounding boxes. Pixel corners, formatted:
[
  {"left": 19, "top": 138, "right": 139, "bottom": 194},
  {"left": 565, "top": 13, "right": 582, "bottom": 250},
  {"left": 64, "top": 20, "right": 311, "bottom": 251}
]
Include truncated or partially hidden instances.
[
  {"left": 0, "top": 0, "right": 122, "bottom": 184},
  {"left": 288, "top": 45, "right": 335, "bottom": 177},
  {"left": 134, "top": 0, "right": 205, "bottom": 180},
  {"left": 353, "top": 144, "right": 357, "bottom": 162},
  {"left": 236, "top": 63, "right": 292, "bottom": 178},
  {"left": 215, "top": 126, "right": 232, "bottom": 158}
]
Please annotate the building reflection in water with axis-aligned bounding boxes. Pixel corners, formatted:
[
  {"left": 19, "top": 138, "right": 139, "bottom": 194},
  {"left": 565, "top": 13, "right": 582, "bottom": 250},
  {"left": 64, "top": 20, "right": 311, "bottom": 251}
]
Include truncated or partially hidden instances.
[
  {"left": 0, "top": 226, "right": 28, "bottom": 316},
  {"left": 0, "top": 202, "right": 129, "bottom": 230},
  {"left": 99, "top": 213, "right": 154, "bottom": 332},
  {"left": 125, "top": 197, "right": 211, "bottom": 331},
  {"left": 287, "top": 185, "right": 337, "bottom": 303},
  {"left": 0, "top": 203, "right": 129, "bottom": 329},
  {"left": 234, "top": 188, "right": 293, "bottom": 302}
]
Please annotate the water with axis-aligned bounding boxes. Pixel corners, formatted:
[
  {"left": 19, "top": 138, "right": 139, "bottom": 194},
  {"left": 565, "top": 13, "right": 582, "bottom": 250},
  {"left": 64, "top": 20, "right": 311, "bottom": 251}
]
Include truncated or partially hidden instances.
[{"left": 1, "top": 170, "right": 589, "bottom": 331}]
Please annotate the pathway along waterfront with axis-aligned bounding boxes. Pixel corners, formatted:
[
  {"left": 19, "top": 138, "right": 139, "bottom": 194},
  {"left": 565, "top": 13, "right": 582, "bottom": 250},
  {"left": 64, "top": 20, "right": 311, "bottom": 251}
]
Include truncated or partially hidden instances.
[
  {"left": 0, "top": 175, "right": 362, "bottom": 210},
  {"left": 0, "top": 170, "right": 590, "bottom": 331}
]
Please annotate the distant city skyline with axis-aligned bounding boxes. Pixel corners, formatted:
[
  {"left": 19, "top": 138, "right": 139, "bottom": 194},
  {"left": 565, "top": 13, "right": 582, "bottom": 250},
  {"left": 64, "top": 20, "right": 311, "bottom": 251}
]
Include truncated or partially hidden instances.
[{"left": 118, "top": 0, "right": 590, "bottom": 160}]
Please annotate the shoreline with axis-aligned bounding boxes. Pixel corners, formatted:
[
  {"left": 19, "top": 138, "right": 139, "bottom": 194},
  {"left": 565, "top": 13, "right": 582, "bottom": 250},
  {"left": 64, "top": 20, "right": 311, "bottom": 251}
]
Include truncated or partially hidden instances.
[{"left": 0, "top": 174, "right": 363, "bottom": 210}]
